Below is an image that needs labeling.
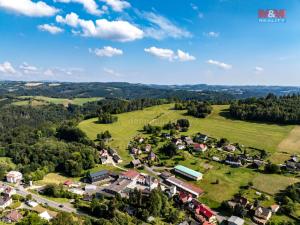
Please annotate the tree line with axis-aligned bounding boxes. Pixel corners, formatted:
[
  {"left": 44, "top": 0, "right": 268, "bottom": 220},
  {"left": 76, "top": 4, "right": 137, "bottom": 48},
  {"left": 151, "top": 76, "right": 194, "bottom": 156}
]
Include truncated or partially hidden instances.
[{"left": 230, "top": 93, "right": 300, "bottom": 124}]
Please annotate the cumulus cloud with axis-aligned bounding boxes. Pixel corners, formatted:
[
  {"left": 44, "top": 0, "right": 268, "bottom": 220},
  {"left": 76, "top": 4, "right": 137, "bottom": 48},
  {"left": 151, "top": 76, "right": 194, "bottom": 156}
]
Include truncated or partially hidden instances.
[
  {"left": 54, "top": 0, "right": 103, "bottom": 16},
  {"left": 177, "top": 50, "right": 196, "bottom": 62},
  {"left": 101, "top": 0, "right": 130, "bottom": 12},
  {"left": 0, "top": 0, "right": 58, "bottom": 17},
  {"left": 38, "top": 24, "right": 64, "bottom": 34},
  {"left": 89, "top": 46, "right": 123, "bottom": 57},
  {"left": 56, "top": 12, "right": 144, "bottom": 42},
  {"left": 144, "top": 47, "right": 195, "bottom": 62},
  {"left": 254, "top": 66, "right": 264, "bottom": 74},
  {"left": 206, "top": 59, "right": 232, "bottom": 70},
  {"left": 0, "top": 61, "right": 16, "bottom": 74},
  {"left": 143, "top": 12, "right": 192, "bottom": 40},
  {"left": 203, "top": 31, "right": 219, "bottom": 38},
  {"left": 103, "top": 67, "right": 122, "bottom": 77}
]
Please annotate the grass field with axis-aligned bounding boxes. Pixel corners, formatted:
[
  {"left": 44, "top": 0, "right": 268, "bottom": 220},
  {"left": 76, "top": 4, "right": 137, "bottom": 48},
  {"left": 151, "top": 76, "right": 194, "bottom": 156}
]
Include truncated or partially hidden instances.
[
  {"left": 14, "top": 96, "right": 103, "bottom": 106},
  {"left": 79, "top": 104, "right": 294, "bottom": 163},
  {"left": 270, "top": 126, "right": 300, "bottom": 163},
  {"left": 252, "top": 173, "right": 299, "bottom": 195},
  {"left": 78, "top": 104, "right": 300, "bottom": 207}
]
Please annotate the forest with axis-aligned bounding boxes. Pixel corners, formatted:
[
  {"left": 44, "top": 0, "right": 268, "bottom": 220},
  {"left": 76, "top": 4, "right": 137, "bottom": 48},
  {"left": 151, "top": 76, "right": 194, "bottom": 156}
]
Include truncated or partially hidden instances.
[{"left": 229, "top": 94, "right": 300, "bottom": 124}]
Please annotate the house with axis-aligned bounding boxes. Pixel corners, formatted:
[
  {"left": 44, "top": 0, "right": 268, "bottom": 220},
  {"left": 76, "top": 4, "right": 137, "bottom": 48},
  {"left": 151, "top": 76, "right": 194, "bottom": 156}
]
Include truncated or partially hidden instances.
[
  {"left": 191, "top": 200, "right": 217, "bottom": 224},
  {"left": 194, "top": 134, "right": 208, "bottom": 143},
  {"left": 233, "top": 196, "right": 249, "bottom": 208},
  {"left": 160, "top": 171, "right": 174, "bottom": 180},
  {"left": 178, "top": 191, "right": 193, "bottom": 203},
  {"left": 100, "top": 156, "right": 108, "bottom": 164},
  {"left": 6, "top": 171, "right": 22, "bottom": 183},
  {"left": 85, "top": 184, "right": 97, "bottom": 192},
  {"left": 113, "top": 154, "right": 122, "bottom": 163},
  {"left": 69, "top": 188, "right": 85, "bottom": 195},
  {"left": 130, "top": 159, "right": 142, "bottom": 168},
  {"left": 252, "top": 160, "right": 264, "bottom": 169},
  {"left": 173, "top": 138, "right": 183, "bottom": 145},
  {"left": 177, "top": 144, "right": 186, "bottom": 150},
  {"left": 144, "top": 144, "right": 151, "bottom": 152},
  {"left": 63, "top": 180, "right": 73, "bottom": 187},
  {"left": 2, "top": 210, "right": 23, "bottom": 223},
  {"left": 253, "top": 207, "right": 272, "bottom": 225},
  {"left": 104, "top": 179, "right": 132, "bottom": 196},
  {"left": 87, "top": 170, "right": 110, "bottom": 183},
  {"left": 83, "top": 194, "right": 93, "bottom": 202},
  {"left": 120, "top": 170, "right": 140, "bottom": 181},
  {"left": 184, "top": 136, "right": 194, "bottom": 145},
  {"left": 0, "top": 195, "right": 12, "bottom": 209},
  {"left": 26, "top": 200, "right": 38, "bottom": 207},
  {"left": 270, "top": 204, "right": 280, "bottom": 213},
  {"left": 130, "top": 147, "right": 139, "bottom": 155},
  {"left": 174, "top": 165, "right": 203, "bottom": 180},
  {"left": 223, "top": 144, "right": 236, "bottom": 152},
  {"left": 39, "top": 211, "right": 53, "bottom": 221},
  {"left": 225, "top": 155, "right": 242, "bottom": 167},
  {"left": 145, "top": 176, "right": 159, "bottom": 190},
  {"left": 227, "top": 216, "right": 244, "bottom": 225},
  {"left": 4, "top": 187, "right": 16, "bottom": 197},
  {"left": 148, "top": 152, "right": 157, "bottom": 161},
  {"left": 108, "top": 148, "right": 117, "bottom": 156},
  {"left": 193, "top": 143, "right": 208, "bottom": 152},
  {"left": 165, "top": 176, "right": 203, "bottom": 197},
  {"left": 212, "top": 156, "right": 220, "bottom": 162}
]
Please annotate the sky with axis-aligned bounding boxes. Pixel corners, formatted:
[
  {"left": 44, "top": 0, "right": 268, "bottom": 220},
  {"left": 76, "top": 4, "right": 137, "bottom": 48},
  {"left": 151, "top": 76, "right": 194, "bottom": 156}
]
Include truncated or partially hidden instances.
[{"left": 0, "top": 0, "right": 299, "bottom": 85}]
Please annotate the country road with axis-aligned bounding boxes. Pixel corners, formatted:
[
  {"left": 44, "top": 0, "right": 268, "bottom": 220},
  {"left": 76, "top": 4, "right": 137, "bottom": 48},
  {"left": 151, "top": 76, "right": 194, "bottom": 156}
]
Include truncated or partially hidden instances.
[{"left": 16, "top": 186, "right": 76, "bottom": 213}]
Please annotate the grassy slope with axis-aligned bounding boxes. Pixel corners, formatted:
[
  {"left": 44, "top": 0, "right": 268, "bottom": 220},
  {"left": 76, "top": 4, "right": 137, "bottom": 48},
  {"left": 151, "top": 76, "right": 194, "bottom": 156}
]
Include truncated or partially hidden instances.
[{"left": 78, "top": 104, "right": 299, "bottom": 207}]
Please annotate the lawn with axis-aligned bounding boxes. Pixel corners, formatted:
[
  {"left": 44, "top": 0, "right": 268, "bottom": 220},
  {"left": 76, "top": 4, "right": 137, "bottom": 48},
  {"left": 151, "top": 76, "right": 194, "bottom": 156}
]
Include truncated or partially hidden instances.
[
  {"left": 36, "top": 173, "right": 72, "bottom": 185},
  {"left": 252, "top": 173, "right": 299, "bottom": 195},
  {"left": 79, "top": 104, "right": 294, "bottom": 164}
]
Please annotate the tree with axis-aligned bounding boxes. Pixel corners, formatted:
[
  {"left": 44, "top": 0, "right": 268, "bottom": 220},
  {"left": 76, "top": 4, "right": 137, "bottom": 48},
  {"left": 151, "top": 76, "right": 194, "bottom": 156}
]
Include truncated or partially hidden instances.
[
  {"left": 160, "top": 142, "right": 178, "bottom": 157},
  {"left": 16, "top": 213, "right": 49, "bottom": 225},
  {"left": 52, "top": 212, "right": 80, "bottom": 225},
  {"left": 264, "top": 163, "right": 280, "bottom": 174},
  {"left": 177, "top": 119, "right": 190, "bottom": 128}
]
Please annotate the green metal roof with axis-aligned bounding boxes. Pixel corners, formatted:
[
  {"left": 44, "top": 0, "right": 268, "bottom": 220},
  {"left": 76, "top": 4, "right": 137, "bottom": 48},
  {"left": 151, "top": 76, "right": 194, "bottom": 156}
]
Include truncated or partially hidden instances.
[{"left": 174, "top": 165, "right": 202, "bottom": 178}]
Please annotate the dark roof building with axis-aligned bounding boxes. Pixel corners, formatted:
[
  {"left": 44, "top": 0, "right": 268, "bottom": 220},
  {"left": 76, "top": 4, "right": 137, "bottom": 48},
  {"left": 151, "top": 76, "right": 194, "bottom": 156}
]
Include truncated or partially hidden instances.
[{"left": 87, "top": 170, "right": 110, "bottom": 183}]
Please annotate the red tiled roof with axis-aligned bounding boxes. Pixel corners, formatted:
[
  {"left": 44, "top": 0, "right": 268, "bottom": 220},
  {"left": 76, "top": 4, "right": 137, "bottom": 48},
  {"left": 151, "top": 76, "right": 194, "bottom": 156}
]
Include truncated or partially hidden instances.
[
  {"left": 5, "top": 210, "right": 22, "bottom": 222},
  {"left": 121, "top": 170, "right": 140, "bottom": 179},
  {"left": 179, "top": 191, "right": 192, "bottom": 202},
  {"left": 64, "top": 180, "right": 73, "bottom": 186},
  {"left": 195, "top": 204, "right": 215, "bottom": 219},
  {"left": 194, "top": 143, "right": 206, "bottom": 149}
]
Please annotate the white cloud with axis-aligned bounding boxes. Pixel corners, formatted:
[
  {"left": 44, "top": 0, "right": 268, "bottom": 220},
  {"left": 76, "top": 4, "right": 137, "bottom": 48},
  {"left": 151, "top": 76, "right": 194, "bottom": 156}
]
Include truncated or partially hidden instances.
[
  {"left": 19, "top": 62, "right": 38, "bottom": 74},
  {"left": 145, "top": 47, "right": 175, "bottom": 61},
  {"left": 0, "top": 61, "right": 16, "bottom": 74},
  {"left": 190, "top": 3, "right": 204, "bottom": 19},
  {"left": 0, "top": 0, "right": 58, "bottom": 17},
  {"left": 89, "top": 46, "right": 123, "bottom": 57},
  {"left": 206, "top": 59, "right": 232, "bottom": 70},
  {"left": 143, "top": 12, "right": 192, "bottom": 40},
  {"left": 103, "top": 68, "right": 122, "bottom": 77},
  {"left": 144, "top": 47, "right": 195, "bottom": 62},
  {"left": 177, "top": 50, "right": 196, "bottom": 62},
  {"left": 38, "top": 24, "right": 64, "bottom": 34},
  {"left": 101, "top": 0, "right": 130, "bottom": 12},
  {"left": 54, "top": 0, "right": 103, "bottom": 16},
  {"left": 203, "top": 31, "right": 219, "bottom": 38},
  {"left": 254, "top": 66, "right": 264, "bottom": 74},
  {"left": 56, "top": 12, "right": 144, "bottom": 42}
]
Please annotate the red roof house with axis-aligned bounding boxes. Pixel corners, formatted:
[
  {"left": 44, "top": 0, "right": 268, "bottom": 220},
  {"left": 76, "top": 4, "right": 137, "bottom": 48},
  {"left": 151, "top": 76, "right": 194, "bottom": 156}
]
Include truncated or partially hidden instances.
[{"left": 120, "top": 170, "right": 140, "bottom": 180}]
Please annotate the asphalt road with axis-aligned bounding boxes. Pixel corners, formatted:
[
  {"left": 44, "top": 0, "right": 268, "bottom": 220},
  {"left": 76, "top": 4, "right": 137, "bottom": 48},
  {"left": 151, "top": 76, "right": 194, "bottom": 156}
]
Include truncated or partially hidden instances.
[{"left": 16, "top": 186, "right": 76, "bottom": 213}]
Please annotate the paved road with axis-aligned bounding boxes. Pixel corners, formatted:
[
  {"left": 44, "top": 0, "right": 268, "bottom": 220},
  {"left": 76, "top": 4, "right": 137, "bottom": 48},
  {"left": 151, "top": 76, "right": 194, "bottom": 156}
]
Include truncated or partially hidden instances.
[{"left": 16, "top": 186, "right": 76, "bottom": 213}]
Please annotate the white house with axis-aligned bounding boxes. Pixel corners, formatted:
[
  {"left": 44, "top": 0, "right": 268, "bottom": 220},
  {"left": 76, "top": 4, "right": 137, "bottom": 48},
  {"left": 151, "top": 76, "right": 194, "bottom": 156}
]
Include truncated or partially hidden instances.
[
  {"left": 0, "top": 195, "right": 12, "bottom": 209},
  {"left": 6, "top": 171, "right": 22, "bottom": 183},
  {"left": 39, "top": 211, "right": 52, "bottom": 221}
]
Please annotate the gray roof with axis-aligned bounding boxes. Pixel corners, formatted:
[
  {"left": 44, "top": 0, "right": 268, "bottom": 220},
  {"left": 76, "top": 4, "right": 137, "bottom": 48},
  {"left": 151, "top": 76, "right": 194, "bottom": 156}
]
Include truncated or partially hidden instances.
[
  {"left": 90, "top": 170, "right": 109, "bottom": 178},
  {"left": 228, "top": 216, "right": 244, "bottom": 225}
]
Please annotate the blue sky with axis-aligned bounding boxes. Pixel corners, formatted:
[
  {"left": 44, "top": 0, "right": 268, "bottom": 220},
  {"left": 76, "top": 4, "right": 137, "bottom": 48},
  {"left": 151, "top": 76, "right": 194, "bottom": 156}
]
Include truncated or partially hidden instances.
[{"left": 0, "top": 0, "right": 299, "bottom": 85}]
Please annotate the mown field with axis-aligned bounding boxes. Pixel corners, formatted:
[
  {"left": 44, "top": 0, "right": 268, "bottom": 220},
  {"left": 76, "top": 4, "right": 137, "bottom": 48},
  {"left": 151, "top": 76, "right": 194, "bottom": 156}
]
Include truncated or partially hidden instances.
[
  {"left": 12, "top": 96, "right": 103, "bottom": 106},
  {"left": 78, "top": 104, "right": 300, "bottom": 211}
]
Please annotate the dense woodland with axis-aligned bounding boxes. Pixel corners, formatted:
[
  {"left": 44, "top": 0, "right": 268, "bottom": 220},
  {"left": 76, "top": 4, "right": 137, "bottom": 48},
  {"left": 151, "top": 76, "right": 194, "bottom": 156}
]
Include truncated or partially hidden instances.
[
  {"left": 230, "top": 94, "right": 300, "bottom": 124},
  {"left": 174, "top": 100, "right": 212, "bottom": 118},
  {"left": 0, "top": 98, "right": 166, "bottom": 180}
]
